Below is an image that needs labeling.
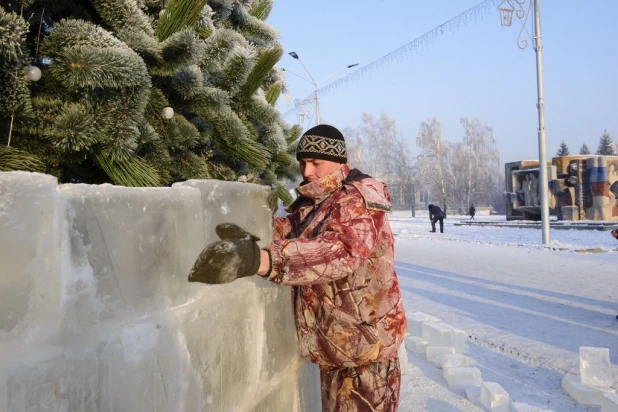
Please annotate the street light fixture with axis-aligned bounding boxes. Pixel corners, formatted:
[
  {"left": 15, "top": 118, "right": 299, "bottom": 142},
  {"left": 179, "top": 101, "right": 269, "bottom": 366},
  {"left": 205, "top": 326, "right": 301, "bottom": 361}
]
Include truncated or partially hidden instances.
[
  {"left": 284, "top": 51, "right": 358, "bottom": 126},
  {"left": 498, "top": 0, "right": 550, "bottom": 245}
]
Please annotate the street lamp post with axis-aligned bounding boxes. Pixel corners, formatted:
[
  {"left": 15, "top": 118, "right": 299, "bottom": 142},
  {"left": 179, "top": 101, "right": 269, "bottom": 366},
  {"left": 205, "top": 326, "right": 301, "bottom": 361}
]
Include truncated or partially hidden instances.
[
  {"left": 283, "top": 52, "right": 358, "bottom": 126},
  {"left": 499, "top": 0, "right": 550, "bottom": 245}
]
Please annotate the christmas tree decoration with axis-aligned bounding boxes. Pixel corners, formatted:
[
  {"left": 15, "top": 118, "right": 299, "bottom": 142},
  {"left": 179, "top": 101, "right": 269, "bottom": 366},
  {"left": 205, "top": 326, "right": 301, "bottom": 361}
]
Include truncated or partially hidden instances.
[
  {"left": 0, "top": 0, "right": 299, "bottom": 194},
  {"left": 25, "top": 65, "right": 42, "bottom": 82},
  {"left": 161, "top": 107, "right": 174, "bottom": 120}
]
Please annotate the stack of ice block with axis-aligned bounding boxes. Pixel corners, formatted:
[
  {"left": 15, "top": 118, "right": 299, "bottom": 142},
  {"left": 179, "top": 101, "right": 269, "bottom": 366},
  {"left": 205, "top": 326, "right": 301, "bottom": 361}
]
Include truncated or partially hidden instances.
[
  {"left": 562, "top": 347, "right": 616, "bottom": 409},
  {"left": 404, "top": 312, "right": 482, "bottom": 389}
]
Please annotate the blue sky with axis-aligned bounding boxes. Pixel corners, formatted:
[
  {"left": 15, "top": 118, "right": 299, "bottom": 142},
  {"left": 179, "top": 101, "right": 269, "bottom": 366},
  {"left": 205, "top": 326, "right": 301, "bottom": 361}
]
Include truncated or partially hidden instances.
[{"left": 268, "top": 0, "right": 618, "bottom": 166}]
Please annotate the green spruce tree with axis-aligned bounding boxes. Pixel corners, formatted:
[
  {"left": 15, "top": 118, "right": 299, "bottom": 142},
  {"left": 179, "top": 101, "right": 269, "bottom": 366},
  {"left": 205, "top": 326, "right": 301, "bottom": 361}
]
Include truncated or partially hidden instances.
[
  {"left": 595, "top": 130, "right": 616, "bottom": 155},
  {"left": 579, "top": 143, "right": 590, "bottom": 155},
  {"left": 556, "top": 140, "right": 570, "bottom": 156},
  {"left": 0, "top": 0, "right": 298, "bottom": 201}
]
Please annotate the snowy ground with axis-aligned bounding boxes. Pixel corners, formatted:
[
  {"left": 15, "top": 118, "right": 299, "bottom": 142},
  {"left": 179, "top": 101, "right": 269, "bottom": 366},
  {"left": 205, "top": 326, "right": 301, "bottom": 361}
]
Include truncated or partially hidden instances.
[{"left": 392, "top": 211, "right": 618, "bottom": 412}]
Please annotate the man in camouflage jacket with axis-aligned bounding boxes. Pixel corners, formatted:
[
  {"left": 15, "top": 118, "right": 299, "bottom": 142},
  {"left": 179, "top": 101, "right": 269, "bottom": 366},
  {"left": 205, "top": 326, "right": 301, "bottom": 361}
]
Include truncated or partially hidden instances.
[
  {"left": 190, "top": 124, "right": 407, "bottom": 411},
  {"left": 257, "top": 125, "right": 407, "bottom": 411}
]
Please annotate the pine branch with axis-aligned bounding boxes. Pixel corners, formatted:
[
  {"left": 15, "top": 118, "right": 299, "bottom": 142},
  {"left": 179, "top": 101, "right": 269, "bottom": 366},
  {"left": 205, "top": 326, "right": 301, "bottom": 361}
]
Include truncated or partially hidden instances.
[
  {"left": 275, "top": 181, "right": 294, "bottom": 205},
  {"left": 239, "top": 46, "right": 282, "bottom": 101},
  {"left": 265, "top": 82, "right": 281, "bottom": 106},
  {"left": 285, "top": 124, "right": 302, "bottom": 144},
  {"left": 248, "top": 1, "right": 273, "bottom": 21},
  {"left": 156, "top": 28, "right": 204, "bottom": 75},
  {"left": 91, "top": 0, "right": 154, "bottom": 36},
  {"left": 96, "top": 153, "right": 160, "bottom": 187},
  {"left": 0, "top": 145, "right": 45, "bottom": 172},
  {"left": 40, "top": 19, "right": 126, "bottom": 56},
  {"left": 155, "top": 0, "right": 208, "bottom": 41},
  {"left": 49, "top": 45, "right": 149, "bottom": 89},
  {"left": 211, "top": 131, "right": 270, "bottom": 169},
  {"left": 237, "top": 13, "right": 278, "bottom": 45},
  {"left": 49, "top": 102, "right": 100, "bottom": 152},
  {"left": 0, "top": 7, "right": 29, "bottom": 62},
  {"left": 117, "top": 28, "right": 164, "bottom": 68}
]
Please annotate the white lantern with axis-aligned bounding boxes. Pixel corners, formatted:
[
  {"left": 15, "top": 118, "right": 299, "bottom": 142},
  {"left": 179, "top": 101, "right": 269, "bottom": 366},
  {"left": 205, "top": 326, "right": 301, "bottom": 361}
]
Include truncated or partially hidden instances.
[
  {"left": 161, "top": 107, "right": 174, "bottom": 119},
  {"left": 26, "top": 65, "right": 42, "bottom": 82}
]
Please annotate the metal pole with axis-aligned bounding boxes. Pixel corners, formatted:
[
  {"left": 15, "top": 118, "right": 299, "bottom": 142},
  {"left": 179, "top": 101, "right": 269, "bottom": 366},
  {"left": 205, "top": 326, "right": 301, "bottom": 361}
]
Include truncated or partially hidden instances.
[{"left": 533, "top": 0, "right": 550, "bottom": 244}]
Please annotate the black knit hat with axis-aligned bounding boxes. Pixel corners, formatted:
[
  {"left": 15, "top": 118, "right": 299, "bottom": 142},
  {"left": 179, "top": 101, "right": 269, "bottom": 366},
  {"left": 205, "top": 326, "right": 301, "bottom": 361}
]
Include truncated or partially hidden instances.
[{"left": 296, "top": 124, "right": 347, "bottom": 164}]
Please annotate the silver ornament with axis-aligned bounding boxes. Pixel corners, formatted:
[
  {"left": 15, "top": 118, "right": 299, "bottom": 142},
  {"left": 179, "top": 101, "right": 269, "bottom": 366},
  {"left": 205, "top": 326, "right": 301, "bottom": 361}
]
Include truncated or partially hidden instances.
[
  {"left": 26, "top": 65, "right": 42, "bottom": 82},
  {"left": 161, "top": 107, "right": 174, "bottom": 119}
]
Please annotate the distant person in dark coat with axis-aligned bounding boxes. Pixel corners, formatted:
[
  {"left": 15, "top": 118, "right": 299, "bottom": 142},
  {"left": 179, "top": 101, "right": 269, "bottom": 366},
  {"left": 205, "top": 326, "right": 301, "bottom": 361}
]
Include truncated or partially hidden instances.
[
  {"left": 428, "top": 204, "right": 444, "bottom": 233},
  {"left": 469, "top": 204, "right": 476, "bottom": 220}
]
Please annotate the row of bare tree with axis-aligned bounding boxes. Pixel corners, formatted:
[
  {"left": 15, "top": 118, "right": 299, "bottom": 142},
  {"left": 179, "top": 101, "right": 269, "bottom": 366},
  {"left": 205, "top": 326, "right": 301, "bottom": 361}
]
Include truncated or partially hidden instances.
[{"left": 343, "top": 113, "right": 503, "bottom": 215}]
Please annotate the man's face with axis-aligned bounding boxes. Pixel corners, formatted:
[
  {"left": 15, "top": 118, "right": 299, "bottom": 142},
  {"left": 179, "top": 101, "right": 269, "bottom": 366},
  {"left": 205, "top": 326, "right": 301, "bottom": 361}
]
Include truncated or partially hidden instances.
[
  {"left": 612, "top": 229, "right": 618, "bottom": 239},
  {"left": 299, "top": 158, "right": 342, "bottom": 183}
]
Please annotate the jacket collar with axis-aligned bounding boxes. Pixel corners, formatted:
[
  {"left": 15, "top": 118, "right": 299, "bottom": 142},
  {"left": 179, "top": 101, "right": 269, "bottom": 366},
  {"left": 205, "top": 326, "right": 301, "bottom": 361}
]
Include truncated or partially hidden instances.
[{"left": 294, "top": 164, "right": 350, "bottom": 205}]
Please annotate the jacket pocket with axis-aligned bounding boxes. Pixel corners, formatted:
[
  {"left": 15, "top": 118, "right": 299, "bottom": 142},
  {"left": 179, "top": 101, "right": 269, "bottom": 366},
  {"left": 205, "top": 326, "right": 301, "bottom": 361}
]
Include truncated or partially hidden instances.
[{"left": 319, "top": 304, "right": 382, "bottom": 367}]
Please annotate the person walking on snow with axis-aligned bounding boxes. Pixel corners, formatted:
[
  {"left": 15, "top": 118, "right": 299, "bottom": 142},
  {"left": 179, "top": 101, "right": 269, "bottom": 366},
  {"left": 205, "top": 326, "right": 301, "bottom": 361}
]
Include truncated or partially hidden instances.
[
  {"left": 428, "top": 204, "right": 445, "bottom": 233},
  {"left": 189, "top": 124, "right": 407, "bottom": 411},
  {"left": 469, "top": 204, "right": 476, "bottom": 220}
]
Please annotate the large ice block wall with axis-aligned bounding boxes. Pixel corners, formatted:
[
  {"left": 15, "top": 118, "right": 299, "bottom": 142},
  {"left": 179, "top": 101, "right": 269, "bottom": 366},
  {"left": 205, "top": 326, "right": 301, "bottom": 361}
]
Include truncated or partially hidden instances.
[{"left": 0, "top": 171, "right": 320, "bottom": 412}]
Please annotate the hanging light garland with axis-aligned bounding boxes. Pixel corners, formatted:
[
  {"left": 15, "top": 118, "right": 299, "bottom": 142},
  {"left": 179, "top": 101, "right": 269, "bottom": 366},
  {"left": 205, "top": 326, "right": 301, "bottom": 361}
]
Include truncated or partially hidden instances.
[{"left": 282, "top": 0, "right": 501, "bottom": 119}]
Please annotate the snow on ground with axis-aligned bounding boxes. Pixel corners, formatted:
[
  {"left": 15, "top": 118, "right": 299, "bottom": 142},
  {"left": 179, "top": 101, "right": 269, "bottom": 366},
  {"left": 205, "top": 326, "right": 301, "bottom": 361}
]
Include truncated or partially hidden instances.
[{"left": 392, "top": 211, "right": 618, "bottom": 412}]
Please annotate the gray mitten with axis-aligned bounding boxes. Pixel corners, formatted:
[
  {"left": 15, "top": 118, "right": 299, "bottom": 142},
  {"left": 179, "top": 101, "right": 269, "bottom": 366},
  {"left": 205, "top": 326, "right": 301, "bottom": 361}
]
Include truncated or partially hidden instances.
[{"left": 188, "top": 223, "right": 261, "bottom": 284}]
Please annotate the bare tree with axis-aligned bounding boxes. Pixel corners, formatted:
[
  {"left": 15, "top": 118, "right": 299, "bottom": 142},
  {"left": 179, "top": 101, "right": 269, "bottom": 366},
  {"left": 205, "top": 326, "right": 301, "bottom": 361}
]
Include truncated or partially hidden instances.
[
  {"left": 451, "top": 118, "right": 501, "bottom": 210},
  {"left": 344, "top": 112, "right": 416, "bottom": 210},
  {"left": 416, "top": 118, "right": 454, "bottom": 216}
]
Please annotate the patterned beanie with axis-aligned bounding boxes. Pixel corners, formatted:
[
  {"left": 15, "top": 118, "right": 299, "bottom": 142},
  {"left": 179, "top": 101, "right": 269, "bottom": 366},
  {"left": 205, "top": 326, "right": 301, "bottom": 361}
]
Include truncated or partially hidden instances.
[{"left": 296, "top": 124, "right": 347, "bottom": 164}]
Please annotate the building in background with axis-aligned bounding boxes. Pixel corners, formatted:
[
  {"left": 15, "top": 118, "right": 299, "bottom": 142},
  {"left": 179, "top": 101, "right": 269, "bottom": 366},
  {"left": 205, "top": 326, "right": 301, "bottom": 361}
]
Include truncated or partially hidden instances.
[{"left": 504, "top": 156, "right": 618, "bottom": 221}]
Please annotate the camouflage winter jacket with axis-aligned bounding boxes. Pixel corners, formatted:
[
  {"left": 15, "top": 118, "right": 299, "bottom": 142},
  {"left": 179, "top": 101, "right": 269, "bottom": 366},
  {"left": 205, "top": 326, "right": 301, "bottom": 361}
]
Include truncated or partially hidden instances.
[{"left": 261, "top": 165, "right": 407, "bottom": 371}]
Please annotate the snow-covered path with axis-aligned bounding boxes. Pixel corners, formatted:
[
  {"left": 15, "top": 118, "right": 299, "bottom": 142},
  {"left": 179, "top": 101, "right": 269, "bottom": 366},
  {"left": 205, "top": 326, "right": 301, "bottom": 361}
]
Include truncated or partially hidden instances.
[{"left": 392, "top": 214, "right": 617, "bottom": 411}]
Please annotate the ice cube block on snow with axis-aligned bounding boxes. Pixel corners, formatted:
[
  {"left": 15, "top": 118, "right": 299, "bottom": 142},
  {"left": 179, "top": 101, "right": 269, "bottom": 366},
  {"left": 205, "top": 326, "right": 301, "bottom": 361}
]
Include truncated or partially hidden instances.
[
  {"left": 405, "top": 336, "right": 428, "bottom": 354},
  {"left": 562, "top": 374, "right": 614, "bottom": 406},
  {"left": 426, "top": 346, "right": 455, "bottom": 363},
  {"left": 443, "top": 366, "right": 482, "bottom": 388},
  {"left": 580, "top": 346, "right": 613, "bottom": 389},
  {"left": 481, "top": 382, "right": 510, "bottom": 412},
  {"left": 466, "top": 386, "right": 481, "bottom": 405},
  {"left": 407, "top": 311, "right": 440, "bottom": 337},
  {"left": 601, "top": 392, "right": 618, "bottom": 412},
  {"left": 422, "top": 322, "right": 467, "bottom": 353},
  {"left": 436, "top": 353, "right": 476, "bottom": 369}
]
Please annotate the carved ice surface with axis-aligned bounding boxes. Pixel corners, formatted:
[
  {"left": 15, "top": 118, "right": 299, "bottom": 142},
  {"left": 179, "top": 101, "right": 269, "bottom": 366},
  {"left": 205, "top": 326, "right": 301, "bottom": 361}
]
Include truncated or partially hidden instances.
[
  {"left": 601, "top": 392, "right": 618, "bottom": 412},
  {"left": 0, "top": 172, "right": 62, "bottom": 346},
  {"left": 405, "top": 335, "right": 428, "bottom": 354},
  {"left": 562, "top": 374, "right": 614, "bottom": 406},
  {"left": 426, "top": 345, "right": 455, "bottom": 363},
  {"left": 406, "top": 311, "right": 440, "bottom": 337},
  {"left": 580, "top": 346, "right": 613, "bottom": 389},
  {"left": 442, "top": 366, "right": 482, "bottom": 388},
  {"left": 481, "top": 382, "right": 510, "bottom": 412},
  {"left": 436, "top": 353, "right": 476, "bottom": 369},
  {"left": 0, "top": 173, "right": 320, "bottom": 411},
  {"left": 422, "top": 322, "right": 466, "bottom": 354}
]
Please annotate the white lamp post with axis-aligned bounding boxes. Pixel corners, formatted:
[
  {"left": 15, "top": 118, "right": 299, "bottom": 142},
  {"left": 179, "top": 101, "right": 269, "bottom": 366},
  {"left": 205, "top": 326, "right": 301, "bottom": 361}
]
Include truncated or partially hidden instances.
[
  {"left": 499, "top": 0, "right": 550, "bottom": 245},
  {"left": 283, "top": 52, "right": 358, "bottom": 126}
]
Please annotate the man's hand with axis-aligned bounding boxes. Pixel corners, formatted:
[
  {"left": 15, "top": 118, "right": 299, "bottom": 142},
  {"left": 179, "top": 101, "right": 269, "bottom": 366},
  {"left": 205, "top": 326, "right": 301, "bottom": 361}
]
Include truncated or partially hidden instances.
[
  {"left": 188, "top": 223, "right": 261, "bottom": 284},
  {"left": 258, "top": 249, "right": 271, "bottom": 276}
]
